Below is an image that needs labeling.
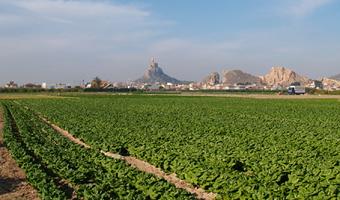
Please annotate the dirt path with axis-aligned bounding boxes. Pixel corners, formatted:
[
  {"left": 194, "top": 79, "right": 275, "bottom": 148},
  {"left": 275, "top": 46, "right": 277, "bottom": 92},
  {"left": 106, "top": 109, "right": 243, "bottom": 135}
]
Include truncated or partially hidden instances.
[
  {"left": 0, "top": 107, "right": 39, "bottom": 200},
  {"left": 40, "top": 116, "right": 216, "bottom": 200}
]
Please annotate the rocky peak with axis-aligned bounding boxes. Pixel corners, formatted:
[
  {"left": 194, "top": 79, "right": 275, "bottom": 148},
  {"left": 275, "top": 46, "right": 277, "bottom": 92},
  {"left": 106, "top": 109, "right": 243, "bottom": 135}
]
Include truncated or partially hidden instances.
[
  {"left": 143, "top": 58, "right": 163, "bottom": 79},
  {"left": 150, "top": 58, "right": 158, "bottom": 68},
  {"left": 322, "top": 77, "right": 340, "bottom": 87},
  {"left": 202, "top": 72, "right": 220, "bottom": 85},
  {"left": 135, "top": 58, "right": 183, "bottom": 84},
  {"left": 262, "top": 66, "right": 309, "bottom": 87}
]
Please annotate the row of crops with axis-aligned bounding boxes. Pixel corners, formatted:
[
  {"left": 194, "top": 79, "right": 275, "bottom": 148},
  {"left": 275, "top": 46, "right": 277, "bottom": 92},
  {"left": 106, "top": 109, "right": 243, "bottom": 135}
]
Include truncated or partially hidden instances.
[
  {"left": 16, "top": 95, "right": 340, "bottom": 199},
  {"left": 1, "top": 101, "right": 194, "bottom": 199}
]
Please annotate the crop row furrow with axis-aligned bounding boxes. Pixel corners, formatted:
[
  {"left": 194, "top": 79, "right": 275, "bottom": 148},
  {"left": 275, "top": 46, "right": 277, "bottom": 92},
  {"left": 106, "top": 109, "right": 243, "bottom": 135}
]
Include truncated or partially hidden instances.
[{"left": 3, "top": 102, "right": 195, "bottom": 199}]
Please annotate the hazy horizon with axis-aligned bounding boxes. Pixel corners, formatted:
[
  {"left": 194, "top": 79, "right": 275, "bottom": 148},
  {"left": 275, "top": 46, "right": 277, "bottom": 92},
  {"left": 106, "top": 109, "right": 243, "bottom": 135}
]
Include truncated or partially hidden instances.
[{"left": 1, "top": 0, "right": 339, "bottom": 85}]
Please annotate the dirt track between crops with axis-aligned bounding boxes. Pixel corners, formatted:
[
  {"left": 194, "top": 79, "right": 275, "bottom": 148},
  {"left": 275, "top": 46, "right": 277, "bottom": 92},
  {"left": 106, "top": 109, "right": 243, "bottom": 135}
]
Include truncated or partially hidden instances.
[
  {"left": 0, "top": 107, "right": 39, "bottom": 200},
  {"left": 40, "top": 115, "right": 216, "bottom": 200}
]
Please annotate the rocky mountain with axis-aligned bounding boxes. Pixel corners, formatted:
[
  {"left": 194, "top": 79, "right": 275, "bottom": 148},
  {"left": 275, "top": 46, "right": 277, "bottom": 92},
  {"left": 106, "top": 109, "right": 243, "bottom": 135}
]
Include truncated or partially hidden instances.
[
  {"left": 201, "top": 72, "right": 220, "bottom": 85},
  {"left": 262, "top": 67, "right": 309, "bottom": 87},
  {"left": 322, "top": 78, "right": 340, "bottom": 88},
  {"left": 135, "top": 59, "right": 183, "bottom": 84},
  {"left": 222, "top": 70, "right": 262, "bottom": 85},
  {"left": 329, "top": 74, "right": 340, "bottom": 81}
]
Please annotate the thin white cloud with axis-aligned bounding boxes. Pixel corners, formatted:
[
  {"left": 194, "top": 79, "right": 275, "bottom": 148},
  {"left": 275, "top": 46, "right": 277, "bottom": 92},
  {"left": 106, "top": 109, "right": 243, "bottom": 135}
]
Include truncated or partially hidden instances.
[
  {"left": 0, "top": 0, "right": 174, "bottom": 84},
  {"left": 0, "top": 0, "right": 168, "bottom": 52},
  {"left": 45, "top": 16, "right": 73, "bottom": 24},
  {"left": 0, "top": 0, "right": 152, "bottom": 27},
  {"left": 12, "top": 0, "right": 149, "bottom": 18},
  {"left": 290, "top": 0, "right": 333, "bottom": 17},
  {"left": 0, "top": 0, "right": 338, "bottom": 84}
]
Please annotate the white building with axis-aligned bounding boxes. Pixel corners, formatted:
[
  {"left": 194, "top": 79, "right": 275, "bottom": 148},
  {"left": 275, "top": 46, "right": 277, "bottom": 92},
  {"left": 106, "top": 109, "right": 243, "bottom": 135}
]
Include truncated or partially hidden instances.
[{"left": 42, "top": 82, "right": 47, "bottom": 89}]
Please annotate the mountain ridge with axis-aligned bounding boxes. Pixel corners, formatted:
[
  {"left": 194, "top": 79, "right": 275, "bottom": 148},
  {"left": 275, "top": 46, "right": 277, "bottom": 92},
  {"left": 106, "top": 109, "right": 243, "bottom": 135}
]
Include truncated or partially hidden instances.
[
  {"left": 201, "top": 67, "right": 313, "bottom": 86},
  {"left": 135, "top": 59, "right": 339, "bottom": 87},
  {"left": 222, "top": 69, "right": 262, "bottom": 85},
  {"left": 135, "top": 59, "right": 184, "bottom": 84},
  {"left": 261, "top": 66, "right": 310, "bottom": 87},
  {"left": 201, "top": 72, "right": 220, "bottom": 85}
]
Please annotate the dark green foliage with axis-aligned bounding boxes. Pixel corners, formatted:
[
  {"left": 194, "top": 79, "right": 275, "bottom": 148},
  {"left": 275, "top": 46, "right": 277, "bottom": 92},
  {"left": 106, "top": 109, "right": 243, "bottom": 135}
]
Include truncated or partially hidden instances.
[
  {"left": 2, "top": 103, "right": 68, "bottom": 199},
  {"left": 17, "top": 96, "right": 340, "bottom": 199},
  {"left": 1, "top": 102, "right": 194, "bottom": 200}
]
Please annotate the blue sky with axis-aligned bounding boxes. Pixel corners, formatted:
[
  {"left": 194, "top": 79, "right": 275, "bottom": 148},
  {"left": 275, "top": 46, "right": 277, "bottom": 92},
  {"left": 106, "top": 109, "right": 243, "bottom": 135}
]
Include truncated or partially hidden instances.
[{"left": 0, "top": 0, "right": 339, "bottom": 84}]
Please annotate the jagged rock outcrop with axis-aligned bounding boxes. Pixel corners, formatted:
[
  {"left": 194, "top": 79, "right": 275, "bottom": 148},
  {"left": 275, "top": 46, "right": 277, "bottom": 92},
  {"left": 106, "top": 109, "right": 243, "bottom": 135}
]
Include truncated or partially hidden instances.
[
  {"left": 222, "top": 70, "right": 262, "bottom": 85},
  {"left": 262, "top": 67, "right": 309, "bottom": 87},
  {"left": 322, "top": 78, "right": 340, "bottom": 89},
  {"left": 202, "top": 72, "right": 220, "bottom": 85},
  {"left": 329, "top": 74, "right": 340, "bottom": 81},
  {"left": 135, "top": 58, "right": 183, "bottom": 84}
]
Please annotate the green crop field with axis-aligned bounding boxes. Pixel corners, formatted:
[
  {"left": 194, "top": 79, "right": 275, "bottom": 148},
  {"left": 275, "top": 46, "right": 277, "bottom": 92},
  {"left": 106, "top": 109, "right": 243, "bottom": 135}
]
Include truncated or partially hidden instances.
[{"left": 1, "top": 94, "right": 340, "bottom": 199}]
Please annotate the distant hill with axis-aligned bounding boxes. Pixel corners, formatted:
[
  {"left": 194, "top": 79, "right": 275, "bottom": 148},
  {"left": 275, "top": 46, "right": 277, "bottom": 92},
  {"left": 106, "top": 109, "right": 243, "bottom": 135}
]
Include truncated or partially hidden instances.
[
  {"left": 201, "top": 72, "right": 220, "bottom": 85},
  {"left": 322, "top": 78, "right": 340, "bottom": 88},
  {"left": 222, "top": 70, "right": 262, "bottom": 85},
  {"left": 136, "top": 60, "right": 316, "bottom": 87},
  {"left": 329, "top": 74, "right": 340, "bottom": 81},
  {"left": 199, "top": 67, "right": 311, "bottom": 87},
  {"left": 262, "top": 67, "right": 309, "bottom": 87},
  {"left": 135, "top": 59, "right": 184, "bottom": 84}
]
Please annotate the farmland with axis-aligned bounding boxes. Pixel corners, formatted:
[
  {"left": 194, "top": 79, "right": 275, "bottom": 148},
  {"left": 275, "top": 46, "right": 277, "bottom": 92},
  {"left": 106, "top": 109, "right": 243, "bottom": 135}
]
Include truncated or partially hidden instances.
[{"left": 1, "top": 94, "right": 340, "bottom": 199}]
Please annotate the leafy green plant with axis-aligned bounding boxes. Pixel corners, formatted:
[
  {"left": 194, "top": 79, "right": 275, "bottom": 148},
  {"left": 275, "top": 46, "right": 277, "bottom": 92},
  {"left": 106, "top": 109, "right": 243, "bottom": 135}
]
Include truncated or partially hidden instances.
[
  {"left": 14, "top": 95, "right": 340, "bottom": 199},
  {"left": 2, "top": 102, "right": 194, "bottom": 200}
]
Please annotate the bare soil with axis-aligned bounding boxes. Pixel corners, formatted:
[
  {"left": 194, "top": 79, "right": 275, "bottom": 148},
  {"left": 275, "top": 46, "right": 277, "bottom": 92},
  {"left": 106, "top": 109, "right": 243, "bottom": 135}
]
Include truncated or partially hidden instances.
[{"left": 0, "top": 108, "right": 39, "bottom": 200}]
